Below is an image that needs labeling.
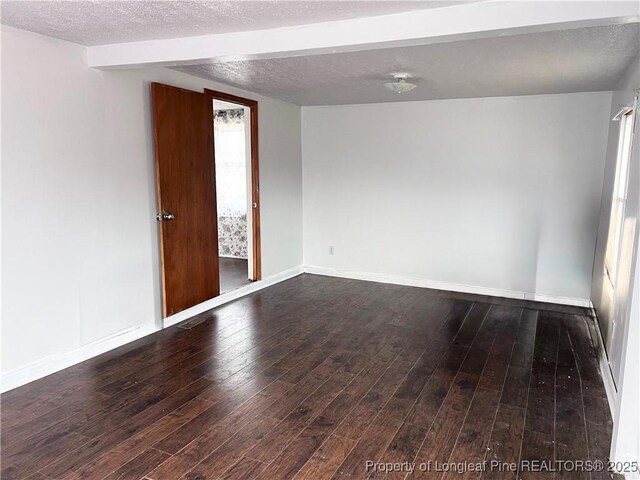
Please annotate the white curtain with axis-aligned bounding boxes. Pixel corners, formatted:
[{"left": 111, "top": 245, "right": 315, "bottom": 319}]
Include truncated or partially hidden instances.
[
  {"left": 214, "top": 109, "right": 247, "bottom": 217},
  {"left": 214, "top": 109, "right": 248, "bottom": 258}
]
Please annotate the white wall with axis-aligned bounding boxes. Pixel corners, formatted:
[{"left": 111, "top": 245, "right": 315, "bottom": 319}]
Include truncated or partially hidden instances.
[
  {"left": 589, "top": 56, "right": 640, "bottom": 465},
  {"left": 1, "top": 26, "right": 302, "bottom": 382},
  {"left": 302, "top": 92, "right": 612, "bottom": 303},
  {"left": 611, "top": 240, "right": 640, "bottom": 467}
]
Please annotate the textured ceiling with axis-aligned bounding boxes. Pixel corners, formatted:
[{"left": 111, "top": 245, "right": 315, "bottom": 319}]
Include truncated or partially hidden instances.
[
  {"left": 173, "top": 23, "right": 640, "bottom": 105},
  {"left": 0, "top": 0, "right": 475, "bottom": 46}
]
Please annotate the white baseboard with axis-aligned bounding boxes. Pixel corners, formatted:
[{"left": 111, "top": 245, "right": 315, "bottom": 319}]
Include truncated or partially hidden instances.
[
  {"left": 303, "top": 265, "right": 592, "bottom": 308},
  {"left": 163, "top": 265, "right": 304, "bottom": 328},
  {"left": 595, "top": 322, "right": 618, "bottom": 420},
  {"left": 1, "top": 324, "right": 159, "bottom": 393},
  {"left": 1, "top": 265, "right": 304, "bottom": 393},
  {"left": 0, "top": 265, "right": 592, "bottom": 393},
  {"left": 588, "top": 309, "right": 618, "bottom": 430}
]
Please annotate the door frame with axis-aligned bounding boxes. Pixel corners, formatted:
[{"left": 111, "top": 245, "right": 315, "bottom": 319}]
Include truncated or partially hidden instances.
[{"left": 205, "top": 89, "right": 262, "bottom": 281}]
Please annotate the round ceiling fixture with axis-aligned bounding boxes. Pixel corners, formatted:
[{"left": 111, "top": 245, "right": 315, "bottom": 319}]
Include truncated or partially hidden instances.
[{"left": 384, "top": 72, "right": 417, "bottom": 94}]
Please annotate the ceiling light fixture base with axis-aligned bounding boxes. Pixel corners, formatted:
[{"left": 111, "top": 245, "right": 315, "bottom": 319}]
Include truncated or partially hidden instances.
[{"left": 384, "top": 72, "right": 417, "bottom": 94}]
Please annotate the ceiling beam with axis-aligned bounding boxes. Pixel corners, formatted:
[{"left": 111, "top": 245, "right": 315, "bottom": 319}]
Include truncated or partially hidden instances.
[{"left": 87, "top": 1, "right": 639, "bottom": 69}]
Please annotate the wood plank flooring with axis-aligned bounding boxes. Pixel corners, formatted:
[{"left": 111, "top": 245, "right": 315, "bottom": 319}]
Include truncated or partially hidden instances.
[
  {"left": 0, "top": 274, "right": 619, "bottom": 480},
  {"left": 219, "top": 257, "right": 250, "bottom": 294}
]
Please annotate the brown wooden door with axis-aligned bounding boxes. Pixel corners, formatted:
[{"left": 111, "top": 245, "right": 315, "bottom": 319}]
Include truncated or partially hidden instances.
[{"left": 151, "top": 82, "right": 219, "bottom": 316}]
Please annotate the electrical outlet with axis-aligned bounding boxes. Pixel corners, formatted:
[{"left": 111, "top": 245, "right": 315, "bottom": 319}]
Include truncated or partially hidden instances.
[{"left": 329, "top": 246, "right": 335, "bottom": 255}]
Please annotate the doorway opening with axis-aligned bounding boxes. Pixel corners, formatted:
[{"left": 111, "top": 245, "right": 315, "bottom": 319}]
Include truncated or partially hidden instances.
[{"left": 208, "top": 90, "right": 261, "bottom": 293}]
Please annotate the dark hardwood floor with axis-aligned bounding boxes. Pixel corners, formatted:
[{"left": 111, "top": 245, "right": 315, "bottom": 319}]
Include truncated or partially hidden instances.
[
  {"left": 220, "top": 257, "right": 250, "bottom": 294},
  {"left": 0, "top": 274, "right": 618, "bottom": 480}
]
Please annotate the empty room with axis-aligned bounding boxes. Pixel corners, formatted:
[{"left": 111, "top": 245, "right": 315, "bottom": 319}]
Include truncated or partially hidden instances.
[{"left": 1, "top": 1, "right": 639, "bottom": 479}]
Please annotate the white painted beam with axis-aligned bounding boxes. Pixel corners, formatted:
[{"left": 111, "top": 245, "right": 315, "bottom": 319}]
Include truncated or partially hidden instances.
[{"left": 87, "top": 1, "right": 639, "bottom": 69}]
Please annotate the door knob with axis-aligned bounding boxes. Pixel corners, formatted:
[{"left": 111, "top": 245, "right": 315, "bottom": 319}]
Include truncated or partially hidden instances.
[{"left": 156, "top": 212, "right": 175, "bottom": 221}]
